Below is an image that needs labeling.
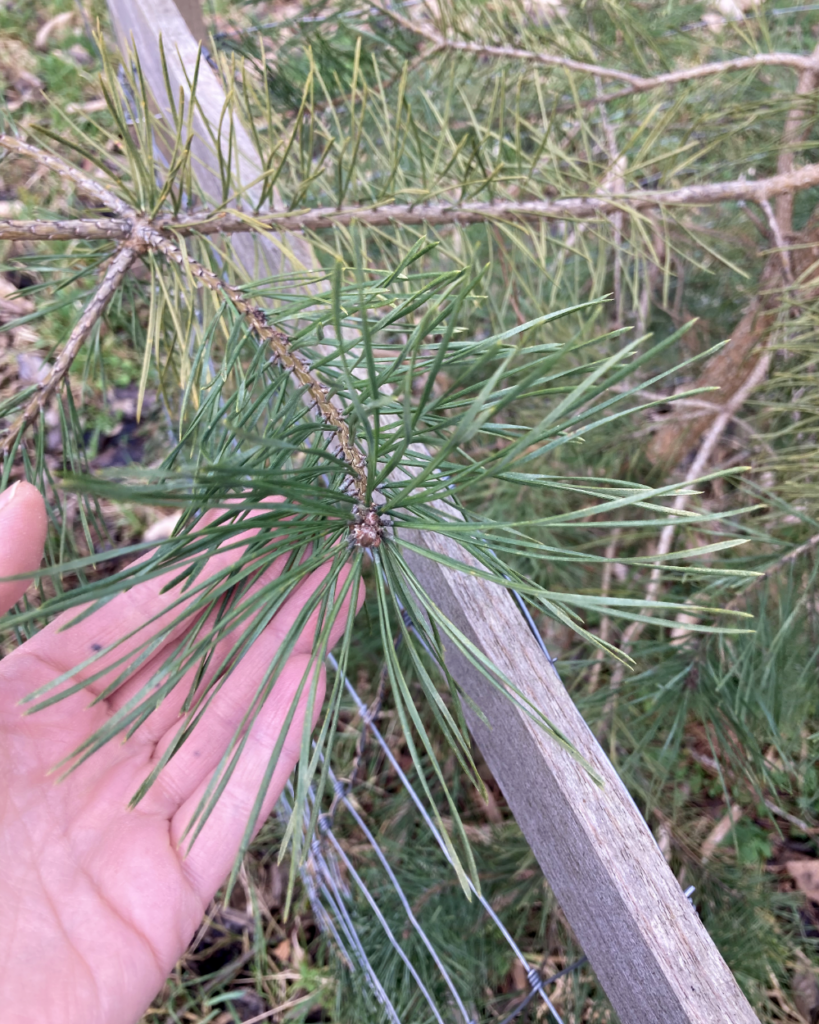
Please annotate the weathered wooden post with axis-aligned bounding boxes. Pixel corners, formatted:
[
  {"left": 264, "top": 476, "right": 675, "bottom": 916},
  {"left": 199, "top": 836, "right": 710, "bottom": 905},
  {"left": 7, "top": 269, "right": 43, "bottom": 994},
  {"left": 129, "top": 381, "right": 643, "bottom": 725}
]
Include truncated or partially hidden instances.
[{"left": 104, "top": 3, "right": 761, "bottom": 1020}]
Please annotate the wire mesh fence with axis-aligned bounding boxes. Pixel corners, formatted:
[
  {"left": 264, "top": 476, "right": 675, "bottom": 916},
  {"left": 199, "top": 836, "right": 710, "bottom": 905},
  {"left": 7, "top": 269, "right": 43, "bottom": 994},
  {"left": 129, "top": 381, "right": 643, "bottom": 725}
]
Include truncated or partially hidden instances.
[{"left": 276, "top": 598, "right": 593, "bottom": 1024}]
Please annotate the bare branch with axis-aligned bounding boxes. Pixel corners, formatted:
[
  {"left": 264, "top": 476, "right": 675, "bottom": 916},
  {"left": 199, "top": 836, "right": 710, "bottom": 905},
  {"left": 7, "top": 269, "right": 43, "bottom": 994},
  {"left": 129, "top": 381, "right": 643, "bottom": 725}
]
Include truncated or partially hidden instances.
[
  {"left": 595, "top": 75, "right": 625, "bottom": 326},
  {"left": 368, "top": 1, "right": 819, "bottom": 99},
  {"left": 170, "top": 163, "right": 819, "bottom": 233},
  {"left": 0, "top": 135, "right": 132, "bottom": 216},
  {"left": 587, "top": 528, "right": 620, "bottom": 695},
  {"left": 0, "top": 217, "right": 132, "bottom": 241},
  {"left": 2, "top": 245, "right": 139, "bottom": 456},
  {"left": 5, "top": 163, "right": 819, "bottom": 242}
]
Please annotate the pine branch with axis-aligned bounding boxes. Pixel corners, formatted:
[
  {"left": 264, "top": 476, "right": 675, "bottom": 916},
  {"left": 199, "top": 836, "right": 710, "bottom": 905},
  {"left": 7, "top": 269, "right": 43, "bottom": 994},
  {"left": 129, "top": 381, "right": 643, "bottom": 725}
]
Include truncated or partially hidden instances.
[
  {"left": 0, "top": 216, "right": 131, "bottom": 240},
  {"left": 0, "top": 135, "right": 370, "bottom": 503},
  {"left": 2, "top": 244, "right": 139, "bottom": 456},
  {"left": 139, "top": 227, "right": 370, "bottom": 503},
  {"left": 368, "top": 0, "right": 819, "bottom": 100},
  {"left": 5, "top": 162, "right": 819, "bottom": 242}
]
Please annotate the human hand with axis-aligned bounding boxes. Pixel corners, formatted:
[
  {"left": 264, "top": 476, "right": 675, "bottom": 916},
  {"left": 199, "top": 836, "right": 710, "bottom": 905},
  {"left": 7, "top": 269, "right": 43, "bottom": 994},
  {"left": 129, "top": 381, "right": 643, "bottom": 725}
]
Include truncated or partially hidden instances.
[{"left": 0, "top": 482, "right": 359, "bottom": 1024}]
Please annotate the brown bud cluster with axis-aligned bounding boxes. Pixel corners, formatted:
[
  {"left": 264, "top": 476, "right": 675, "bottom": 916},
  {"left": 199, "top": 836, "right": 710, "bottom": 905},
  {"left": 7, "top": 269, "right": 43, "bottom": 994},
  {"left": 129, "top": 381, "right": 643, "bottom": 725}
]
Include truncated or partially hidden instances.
[{"left": 350, "top": 504, "right": 386, "bottom": 549}]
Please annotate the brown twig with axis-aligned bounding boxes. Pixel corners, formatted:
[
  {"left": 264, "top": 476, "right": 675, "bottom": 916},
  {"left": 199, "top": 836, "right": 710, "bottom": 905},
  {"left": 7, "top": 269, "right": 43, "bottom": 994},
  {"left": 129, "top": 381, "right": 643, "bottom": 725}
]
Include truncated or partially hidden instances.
[
  {"left": 2, "top": 244, "right": 139, "bottom": 456},
  {"left": 0, "top": 134, "right": 130, "bottom": 215},
  {"left": 368, "top": 1, "right": 819, "bottom": 98},
  {"left": 6, "top": 162, "right": 819, "bottom": 243},
  {"left": 609, "top": 382, "right": 773, "bottom": 448}
]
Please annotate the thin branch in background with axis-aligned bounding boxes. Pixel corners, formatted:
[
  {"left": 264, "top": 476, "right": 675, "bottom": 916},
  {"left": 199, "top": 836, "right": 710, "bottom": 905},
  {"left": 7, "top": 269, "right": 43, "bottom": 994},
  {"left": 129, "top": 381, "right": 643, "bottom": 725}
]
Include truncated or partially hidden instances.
[
  {"left": 739, "top": 199, "right": 773, "bottom": 243},
  {"left": 2, "top": 244, "right": 139, "bottom": 456},
  {"left": 759, "top": 197, "right": 793, "bottom": 281},
  {"left": 367, "top": 1, "right": 819, "bottom": 99},
  {"left": 595, "top": 76, "right": 624, "bottom": 327},
  {"left": 600, "top": 350, "right": 773, "bottom": 738},
  {"left": 688, "top": 749, "right": 817, "bottom": 835},
  {"left": 724, "top": 531, "right": 819, "bottom": 611},
  {"left": 609, "top": 383, "right": 774, "bottom": 450},
  {"left": 587, "top": 528, "right": 620, "bottom": 695},
  {"left": 775, "top": 40, "right": 819, "bottom": 237}
]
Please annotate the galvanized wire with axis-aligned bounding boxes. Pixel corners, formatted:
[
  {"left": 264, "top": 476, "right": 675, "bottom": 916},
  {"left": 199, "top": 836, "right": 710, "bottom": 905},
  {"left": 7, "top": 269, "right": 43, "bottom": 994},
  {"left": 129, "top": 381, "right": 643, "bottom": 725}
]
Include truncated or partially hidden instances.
[{"left": 275, "top": 618, "right": 579, "bottom": 1023}]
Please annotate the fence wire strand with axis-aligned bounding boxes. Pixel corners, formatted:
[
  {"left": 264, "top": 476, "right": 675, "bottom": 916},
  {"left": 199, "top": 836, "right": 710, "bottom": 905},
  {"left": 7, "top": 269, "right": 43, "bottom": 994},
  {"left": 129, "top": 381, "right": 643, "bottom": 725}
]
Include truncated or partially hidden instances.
[{"left": 274, "top": 588, "right": 584, "bottom": 1024}]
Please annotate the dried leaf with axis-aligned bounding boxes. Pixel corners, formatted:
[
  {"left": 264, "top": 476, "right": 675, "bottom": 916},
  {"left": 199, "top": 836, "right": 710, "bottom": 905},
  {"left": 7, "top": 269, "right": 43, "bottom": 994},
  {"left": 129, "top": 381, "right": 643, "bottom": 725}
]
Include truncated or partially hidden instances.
[
  {"left": 65, "top": 98, "right": 107, "bottom": 115},
  {"left": 65, "top": 44, "right": 92, "bottom": 66},
  {"left": 34, "top": 11, "right": 74, "bottom": 51},
  {"left": 290, "top": 926, "right": 304, "bottom": 968},
  {"left": 700, "top": 805, "right": 742, "bottom": 864},
  {"left": 0, "top": 37, "right": 36, "bottom": 76},
  {"left": 273, "top": 937, "right": 291, "bottom": 962},
  {"left": 142, "top": 512, "right": 181, "bottom": 544},
  {"left": 786, "top": 860, "right": 819, "bottom": 903}
]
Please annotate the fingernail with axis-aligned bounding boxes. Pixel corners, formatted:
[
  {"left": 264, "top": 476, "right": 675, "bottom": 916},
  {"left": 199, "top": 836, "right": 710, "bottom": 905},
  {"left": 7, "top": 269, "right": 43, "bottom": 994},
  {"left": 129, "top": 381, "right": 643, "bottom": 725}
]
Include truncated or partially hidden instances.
[{"left": 0, "top": 480, "right": 21, "bottom": 514}]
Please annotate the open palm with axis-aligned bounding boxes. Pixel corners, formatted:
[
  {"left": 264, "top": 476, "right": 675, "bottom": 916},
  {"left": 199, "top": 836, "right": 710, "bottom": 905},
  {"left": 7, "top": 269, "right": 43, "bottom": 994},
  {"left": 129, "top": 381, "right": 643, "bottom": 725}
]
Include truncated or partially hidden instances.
[{"left": 0, "top": 482, "right": 356, "bottom": 1024}]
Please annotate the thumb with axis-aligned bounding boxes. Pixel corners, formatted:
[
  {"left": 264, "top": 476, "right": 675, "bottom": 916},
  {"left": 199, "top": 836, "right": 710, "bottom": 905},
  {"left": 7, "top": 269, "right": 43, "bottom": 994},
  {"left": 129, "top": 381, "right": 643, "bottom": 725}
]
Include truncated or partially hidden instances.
[{"left": 0, "top": 481, "right": 47, "bottom": 616}]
